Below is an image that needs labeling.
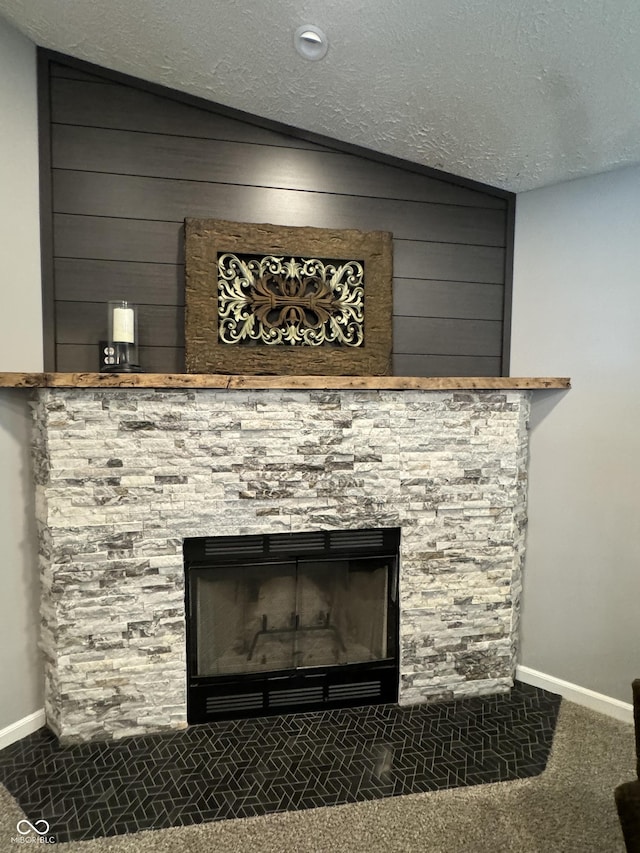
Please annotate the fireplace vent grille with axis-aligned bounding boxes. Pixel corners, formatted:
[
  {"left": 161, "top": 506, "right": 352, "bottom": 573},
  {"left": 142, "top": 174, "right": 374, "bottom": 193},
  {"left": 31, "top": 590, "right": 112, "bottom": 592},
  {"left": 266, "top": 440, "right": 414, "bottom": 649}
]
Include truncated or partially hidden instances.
[
  {"left": 195, "top": 673, "right": 392, "bottom": 722},
  {"left": 193, "top": 527, "right": 392, "bottom": 564},
  {"left": 206, "top": 692, "right": 263, "bottom": 714},
  {"left": 328, "top": 681, "right": 382, "bottom": 701},
  {"left": 204, "top": 535, "right": 263, "bottom": 558},
  {"left": 330, "top": 529, "right": 385, "bottom": 551},
  {"left": 269, "top": 686, "right": 324, "bottom": 707},
  {"left": 269, "top": 531, "right": 326, "bottom": 553}
]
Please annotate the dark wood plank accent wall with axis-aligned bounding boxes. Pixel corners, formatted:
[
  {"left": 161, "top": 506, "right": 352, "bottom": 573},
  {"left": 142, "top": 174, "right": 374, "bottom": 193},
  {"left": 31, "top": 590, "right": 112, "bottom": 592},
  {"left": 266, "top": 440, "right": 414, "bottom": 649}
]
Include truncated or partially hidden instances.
[{"left": 40, "top": 52, "right": 515, "bottom": 376}]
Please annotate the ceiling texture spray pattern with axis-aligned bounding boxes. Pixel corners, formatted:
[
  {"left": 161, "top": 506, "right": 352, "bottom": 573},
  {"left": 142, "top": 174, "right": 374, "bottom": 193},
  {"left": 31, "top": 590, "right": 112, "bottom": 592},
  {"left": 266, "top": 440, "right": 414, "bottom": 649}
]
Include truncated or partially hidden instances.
[{"left": 2, "top": 0, "right": 640, "bottom": 191}]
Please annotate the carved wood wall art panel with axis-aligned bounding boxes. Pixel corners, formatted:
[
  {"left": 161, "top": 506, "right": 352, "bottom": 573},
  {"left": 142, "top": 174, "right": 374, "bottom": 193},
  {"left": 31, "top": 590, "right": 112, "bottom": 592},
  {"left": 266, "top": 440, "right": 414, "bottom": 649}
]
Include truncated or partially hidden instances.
[{"left": 185, "top": 219, "right": 393, "bottom": 375}]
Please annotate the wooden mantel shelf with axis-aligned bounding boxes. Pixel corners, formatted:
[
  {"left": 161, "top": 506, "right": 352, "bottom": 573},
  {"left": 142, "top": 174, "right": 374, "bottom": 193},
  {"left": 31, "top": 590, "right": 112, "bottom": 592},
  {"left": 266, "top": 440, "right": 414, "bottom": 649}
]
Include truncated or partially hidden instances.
[{"left": 0, "top": 373, "right": 570, "bottom": 391}]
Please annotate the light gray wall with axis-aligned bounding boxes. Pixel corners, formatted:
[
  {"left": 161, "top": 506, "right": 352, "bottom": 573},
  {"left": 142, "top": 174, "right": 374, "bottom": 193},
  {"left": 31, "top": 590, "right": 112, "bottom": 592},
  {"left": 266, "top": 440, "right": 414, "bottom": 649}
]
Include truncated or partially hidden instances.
[
  {"left": 0, "top": 14, "right": 43, "bottom": 729},
  {"left": 511, "top": 165, "right": 640, "bottom": 705}
]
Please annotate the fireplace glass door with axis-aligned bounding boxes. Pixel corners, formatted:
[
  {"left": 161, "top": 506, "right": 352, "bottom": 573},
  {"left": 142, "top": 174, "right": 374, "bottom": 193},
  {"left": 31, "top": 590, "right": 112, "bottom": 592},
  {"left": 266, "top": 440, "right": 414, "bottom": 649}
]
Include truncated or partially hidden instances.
[
  {"left": 191, "top": 556, "right": 391, "bottom": 677},
  {"left": 185, "top": 527, "right": 400, "bottom": 722}
]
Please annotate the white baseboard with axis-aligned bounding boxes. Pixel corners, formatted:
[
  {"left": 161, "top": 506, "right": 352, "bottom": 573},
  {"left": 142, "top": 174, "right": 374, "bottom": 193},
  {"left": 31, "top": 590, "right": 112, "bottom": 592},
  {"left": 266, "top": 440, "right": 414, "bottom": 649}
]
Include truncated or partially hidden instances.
[
  {"left": 516, "top": 665, "right": 634, "bottom": 725},
  {"left": 0, "top": 709, "right": 46, "bottom": 750}
]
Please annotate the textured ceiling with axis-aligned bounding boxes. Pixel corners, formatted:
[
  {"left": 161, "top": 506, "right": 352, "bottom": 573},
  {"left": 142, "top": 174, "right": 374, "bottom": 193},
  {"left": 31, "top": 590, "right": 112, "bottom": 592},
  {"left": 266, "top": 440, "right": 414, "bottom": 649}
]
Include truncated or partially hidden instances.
[{"left": 2, "top": 0, "right": 640, "bottom": 192}]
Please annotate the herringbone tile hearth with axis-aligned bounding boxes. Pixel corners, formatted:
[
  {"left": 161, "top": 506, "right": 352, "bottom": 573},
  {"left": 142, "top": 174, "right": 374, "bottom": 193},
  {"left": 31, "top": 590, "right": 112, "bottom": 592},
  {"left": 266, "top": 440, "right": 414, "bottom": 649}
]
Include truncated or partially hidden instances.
[{"left": 0, "top": 682, "right": 560, "bottom": 843}]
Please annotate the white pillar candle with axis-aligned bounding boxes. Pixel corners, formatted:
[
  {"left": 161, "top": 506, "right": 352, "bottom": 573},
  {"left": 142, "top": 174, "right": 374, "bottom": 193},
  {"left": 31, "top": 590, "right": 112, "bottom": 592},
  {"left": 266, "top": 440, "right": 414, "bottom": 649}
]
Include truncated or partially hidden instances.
[{"left": 112, "top": 306, "right": 135, "bottom": 343}]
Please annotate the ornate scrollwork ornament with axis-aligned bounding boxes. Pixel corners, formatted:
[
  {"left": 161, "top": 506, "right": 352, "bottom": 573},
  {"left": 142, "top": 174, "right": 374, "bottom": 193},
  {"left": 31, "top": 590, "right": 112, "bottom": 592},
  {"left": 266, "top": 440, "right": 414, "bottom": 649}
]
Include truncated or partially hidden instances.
[{"left": 217, "top": 254, "right": 365, "bottom": 347}]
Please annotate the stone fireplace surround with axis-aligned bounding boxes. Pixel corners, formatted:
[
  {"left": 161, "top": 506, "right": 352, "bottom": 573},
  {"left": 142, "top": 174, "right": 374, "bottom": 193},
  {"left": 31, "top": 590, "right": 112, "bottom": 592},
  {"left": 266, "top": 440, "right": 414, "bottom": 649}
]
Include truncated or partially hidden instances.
[{"left": 1, "top": 373, "right": 569, "bottom": 743}]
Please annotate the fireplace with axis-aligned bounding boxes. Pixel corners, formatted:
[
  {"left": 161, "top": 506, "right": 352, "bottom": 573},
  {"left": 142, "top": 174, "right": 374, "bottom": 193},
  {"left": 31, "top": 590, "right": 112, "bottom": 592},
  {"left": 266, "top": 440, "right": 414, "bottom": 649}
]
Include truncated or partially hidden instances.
[
  {"left": 24, "top": 382, "right": 537, "bottom": 742},
  {"left": 185, "top": 527, "right": 400, "bottom": 722}
]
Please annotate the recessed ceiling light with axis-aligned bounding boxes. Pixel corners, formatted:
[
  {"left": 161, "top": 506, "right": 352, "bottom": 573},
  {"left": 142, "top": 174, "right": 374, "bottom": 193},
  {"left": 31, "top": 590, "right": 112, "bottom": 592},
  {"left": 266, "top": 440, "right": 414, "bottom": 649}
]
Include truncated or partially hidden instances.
[{"left": 294, "top": 25, "right": 329, "bottom": 61}]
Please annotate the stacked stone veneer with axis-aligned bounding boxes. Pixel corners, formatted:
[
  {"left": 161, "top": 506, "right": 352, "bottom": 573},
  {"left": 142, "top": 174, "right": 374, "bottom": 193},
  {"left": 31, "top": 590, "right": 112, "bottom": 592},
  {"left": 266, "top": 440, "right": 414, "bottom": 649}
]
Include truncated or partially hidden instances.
[{"left": 31, "top": 387, "right": 531, "bottom": 742}]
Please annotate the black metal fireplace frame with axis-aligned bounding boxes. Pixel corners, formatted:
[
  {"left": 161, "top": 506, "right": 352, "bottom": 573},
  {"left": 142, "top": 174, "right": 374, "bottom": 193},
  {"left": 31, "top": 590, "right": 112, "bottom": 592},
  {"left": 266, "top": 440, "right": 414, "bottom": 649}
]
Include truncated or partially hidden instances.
[{"left": 184, "top": 527, "right": 400, "bottom": 723}]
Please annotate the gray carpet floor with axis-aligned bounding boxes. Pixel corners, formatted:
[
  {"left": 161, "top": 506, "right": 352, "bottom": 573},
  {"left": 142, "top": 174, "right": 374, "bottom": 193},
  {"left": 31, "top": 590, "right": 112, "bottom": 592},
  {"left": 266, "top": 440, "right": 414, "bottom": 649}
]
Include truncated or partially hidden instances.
[{"left": 0, "top": 701, "right": 634, "bottom": 852}]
